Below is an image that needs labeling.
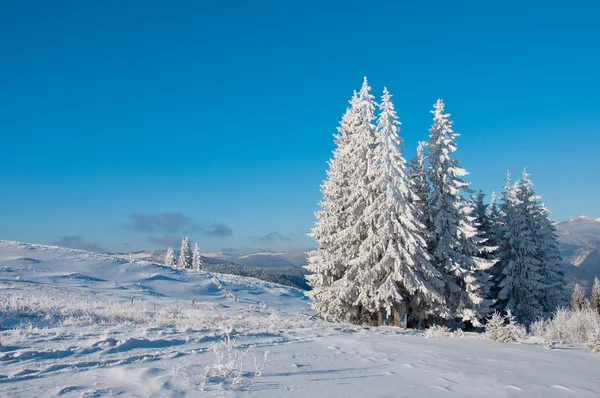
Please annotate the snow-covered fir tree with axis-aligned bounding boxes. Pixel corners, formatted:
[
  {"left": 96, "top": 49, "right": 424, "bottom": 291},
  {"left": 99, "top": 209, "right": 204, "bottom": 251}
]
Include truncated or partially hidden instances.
[
  {"left": 493, "top": 170, "right": 563, "bottom": 323},
  {"left": 319, "top": 77, "right": 378, "bottom": 323},
  {"left": 164, "top": 247, "right": 176, "bottom": 267},
  {"left": 489, "top": 176, "right": 512, "bottom": 310},
  {"left": 178, "top": 236, "right": 192, "bottom": 269},
  {"left": 306, "top": 87, "right": 364, "bottom": 322},
  {"left": 425, "top": 99, "right": 493, "bottom": 324},
  {"left": 192, "top": 243, "right": 203, "bottom": 272},
  {"left": 487, "top": 191, "right": 501, "bottom": 249},
  {"left": 571, "top": 283, "right": 588, "bottom": 311},
  {"left": 473, "top": 191, "right": 492, "bottom": 246},
  {"left": 349, "top": 88, "right": 448, "bottom": 327},
  {"left": 531, "top": 198, "right": 566, "bottom": 313},
  {"left": 590, "top": 277, "right": 600, "bottom": 315},
  {"left": 495, "top": 172, "right": 543, "bottom": 322},
  {"left": 408, "top": 141, "right": 431, "bottom": 232}
]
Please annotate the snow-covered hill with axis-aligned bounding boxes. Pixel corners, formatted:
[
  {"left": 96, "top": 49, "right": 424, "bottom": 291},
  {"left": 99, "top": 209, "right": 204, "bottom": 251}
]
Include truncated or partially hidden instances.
[
  {"left": 1, "top": 240, "right": 599, "bottom": 397},
  {"left": 555, "top": 216, "right": 600, "bottom": 289}
]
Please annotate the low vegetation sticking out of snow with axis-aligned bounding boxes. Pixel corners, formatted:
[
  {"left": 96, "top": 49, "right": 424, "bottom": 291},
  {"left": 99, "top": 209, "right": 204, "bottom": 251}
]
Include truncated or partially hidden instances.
[
  {"left": 424, "top": 325, "right": 465, "bottom": 339},
  {"left": 484, "top": 311, "right": 527, "bottom": 344},
  {"left": 173, "top": 331, "right": 269, "bottom": 393},
  {"left": 0, "top": 287, "right": 317, "bottom": 334},
  {"left": 529, "top": 308, "right": 600, "bottom": 351}
]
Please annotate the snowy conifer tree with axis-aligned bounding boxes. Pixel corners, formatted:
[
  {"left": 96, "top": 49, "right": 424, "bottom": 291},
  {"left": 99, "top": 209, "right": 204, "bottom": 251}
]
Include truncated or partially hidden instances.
[
  {"left": 348, "top": 88, "right": 448, "bottom": 326},
  {"left": 571, "top": 283, "right": 588, "bottom": 311},
  {"left": 487, "top": 191, "right": 500, "bottom": 248},
  {"left": 178, "top": 236, "right": 192, "bottom": 269},
  {"left": 493, "top": 170, "right": 563, "bottom": 323},
  {"left": 488, "top": 184, "right": 511, "bottom": 309},
  {"left": 409, "top": 141, "right": 431, "bottom": 231},
  {"left": 426, "top": 99, "right": 493, "bottom": 324},
  {"left": 164, "top": 247, "right": 176, "bottom": 267},
  {"left": 306, "top": 87, "right": 364, "bottom": 322},
  {"left": 192, "top": 243, "right": 203, "bottom": 271},
  {"left": 495, "top": 172, "right": 543, "bottom": 322},
  {"left": 320, "top": 77, "right": 379, "bottom": 323},
  {"left": 473, "top": 191, "right": 491, "bottom": 243},
  {"left": 489, "top": 192, "right": 500, "bottom": 223},
  {"left": 531, "top": 198, "right": 566, "bottom": 314},
  {"left": 590, "top": 277, "right": 600, "bottom": 315}
]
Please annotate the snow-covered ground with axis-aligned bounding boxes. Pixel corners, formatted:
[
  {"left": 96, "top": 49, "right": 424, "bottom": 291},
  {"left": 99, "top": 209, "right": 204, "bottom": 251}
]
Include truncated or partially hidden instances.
[{"left": 1, "top": 240, "right": 598, "bottom": 397}]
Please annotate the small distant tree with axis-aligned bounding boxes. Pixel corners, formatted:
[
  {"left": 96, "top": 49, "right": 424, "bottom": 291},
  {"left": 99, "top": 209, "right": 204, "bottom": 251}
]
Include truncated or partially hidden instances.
[
  {"left": 164, "top": 247, "right": 176, "bottom": 267},
  {"left": 178, "top": 236, "right": 193, "bottom": 269},
  {"left": 590, "top": 277, "right": 600, "bottom": 315},
  {"left": 192, "top": 243, "right": 203, "bottom": 271},
  {"left": 571, "top": 283, "right": 588, "bottom": 311}
]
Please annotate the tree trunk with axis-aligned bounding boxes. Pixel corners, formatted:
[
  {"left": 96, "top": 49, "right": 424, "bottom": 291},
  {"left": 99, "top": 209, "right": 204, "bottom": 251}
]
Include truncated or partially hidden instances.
[
  {"left": 378, "top": 309, "right": 384, "bottom": 326},
  {"left": 394, "top": 310, "right": 400, "bottom": 327}
]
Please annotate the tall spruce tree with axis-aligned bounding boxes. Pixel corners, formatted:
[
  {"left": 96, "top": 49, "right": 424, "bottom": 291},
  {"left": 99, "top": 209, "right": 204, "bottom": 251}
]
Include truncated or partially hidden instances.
[
  {"left": 164, "top": 247, "right": 176, "bottom": 267},
  {"left": 306, "top": 86, "right": 365, "bottom": 322},
  {"left": 425, "top": 99, "right": 492, "bottom": 324},
  {"left": 487, "top": 189, "right": 504, "bottom": 307},
  {"left": 178, "top": 236, "right": 192, "bottom": 269},
  {"left": 473, "top": 191, "right": 491, "bottom": 243},
  {"left": 409, "top": 141, "right": 431, "bottom": 231},
  {"left": 324, "top": 77, "right": 379, "bottom": 323},
  {"left": 192, "top": 243, "right": 203, "bottom": 271},
  {"left": 487, "top": 191, "right": 500, "bottom": 248},
  {"left": 494, "top": 171, "right": 558, "bottom": 323},
  {"left": 532, "top": 200, "right": 566, "bottom": 314},
  {"left": 350, "top": 88, "right": 448, "bottom": 326}
]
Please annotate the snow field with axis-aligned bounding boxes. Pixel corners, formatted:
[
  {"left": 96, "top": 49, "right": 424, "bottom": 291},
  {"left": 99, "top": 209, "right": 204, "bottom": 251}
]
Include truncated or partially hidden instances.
[{"left": 1, "top": 241, "right": 599, "bottom": 397}]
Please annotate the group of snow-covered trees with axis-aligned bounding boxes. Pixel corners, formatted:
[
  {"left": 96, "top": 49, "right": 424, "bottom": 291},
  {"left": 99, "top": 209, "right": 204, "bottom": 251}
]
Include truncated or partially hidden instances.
[
  {"left": 164, "top": 236, "right": 203, "bottom": 272},
  {"left": 306, "top": 77, "right": 565, "bottom": 328},
  {"left": 571, "top": 278, "right": 600, "bottom": 314}
]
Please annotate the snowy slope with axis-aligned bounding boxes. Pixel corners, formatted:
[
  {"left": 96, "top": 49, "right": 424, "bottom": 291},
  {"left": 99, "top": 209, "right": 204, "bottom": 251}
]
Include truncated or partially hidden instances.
[{"left": 1, "top": 240, "right": 599, "bottom": 397}]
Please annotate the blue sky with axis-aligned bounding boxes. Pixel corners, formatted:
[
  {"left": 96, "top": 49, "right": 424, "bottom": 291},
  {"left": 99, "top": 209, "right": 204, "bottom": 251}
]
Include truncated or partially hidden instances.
[{"left": 1, "top": 0, "right": 598, "bottom": 253}]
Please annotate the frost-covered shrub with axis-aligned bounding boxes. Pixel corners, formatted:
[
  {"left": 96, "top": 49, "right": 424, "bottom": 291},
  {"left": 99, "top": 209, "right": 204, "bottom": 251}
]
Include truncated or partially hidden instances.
[
  {"left": 503, "top": 312, "right": 527, "bottom": 342},
  {"left": 424, "top": 325, "right": 451, "bottom": 338},
  {"left": 588, "top": 332, "right": 600, "bottom": 354},
  {"left": 547, "top": 308, "right": 599, "bottom": 344},
  {"left": 484, "top": 311, "right": 526, "bottom": 343},
  {"left": 484, "top": 312, "right": 505, "bottom": 342},
  {"left": 529, "top": 318, "right": 548, "bottom": 338},
  {"left": 173, "top": 332, "right": 269, "bottom": 392},
  {"left": 530, "top": 308, "right": 600, "bottom": 353},
  {"left": 451, "top": 329, "right": 465, "bottom": 338}
]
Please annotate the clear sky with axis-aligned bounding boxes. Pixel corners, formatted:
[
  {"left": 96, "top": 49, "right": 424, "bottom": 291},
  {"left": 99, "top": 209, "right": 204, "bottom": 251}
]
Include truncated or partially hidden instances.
[{"left": 1, "top": 0, "right": 598, "bottom": 253}]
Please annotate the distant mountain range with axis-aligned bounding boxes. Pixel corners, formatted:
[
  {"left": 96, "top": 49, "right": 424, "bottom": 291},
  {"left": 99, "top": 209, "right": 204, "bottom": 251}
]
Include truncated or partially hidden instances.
[
  {"left": 555, "top": 216, "right": 600, "bottom": 291},
  {"left": 113, "top": 217, "right": 600, "bottom": 293}
]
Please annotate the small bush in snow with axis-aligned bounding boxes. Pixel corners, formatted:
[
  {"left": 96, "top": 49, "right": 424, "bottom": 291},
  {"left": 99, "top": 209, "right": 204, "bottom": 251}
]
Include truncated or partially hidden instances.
[
  {"left": 588, "top": 332, "right": 600, "bottom": 354},
  {"left": 451, "top": 329, "right": 465, "bottom": 338},
  {"left": 484, "top": 312, "right": 504, "bottom": 342},
  {"left": 174, "top": 331, "right": 269, "bottom": 392},
  {"left": 485, "top": 311, "right": 526, "bottom": 343},
  {"left": 529, "top": 308, "right": 600, "bottom": 352},
  {"left": 424, "top": 325, "right": 451, "bottom": 338}
]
